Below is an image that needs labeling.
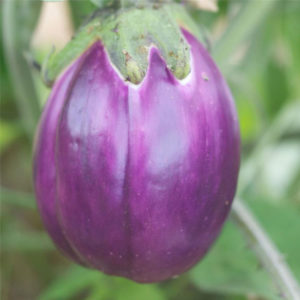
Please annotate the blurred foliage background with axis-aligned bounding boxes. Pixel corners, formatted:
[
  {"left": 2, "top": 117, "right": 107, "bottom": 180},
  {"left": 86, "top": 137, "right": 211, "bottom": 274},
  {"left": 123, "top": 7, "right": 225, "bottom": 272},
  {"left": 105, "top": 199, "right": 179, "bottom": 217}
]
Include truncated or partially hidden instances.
[{"left": 1, "top": 0, "right": 300, "bottom": 299}]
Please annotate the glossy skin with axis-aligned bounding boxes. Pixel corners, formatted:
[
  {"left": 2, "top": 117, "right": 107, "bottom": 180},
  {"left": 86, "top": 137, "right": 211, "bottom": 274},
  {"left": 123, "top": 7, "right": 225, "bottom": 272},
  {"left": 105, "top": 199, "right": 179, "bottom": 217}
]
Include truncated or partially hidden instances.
[{"left": 34, "top": 30, "right": 240, "bottom": 283}]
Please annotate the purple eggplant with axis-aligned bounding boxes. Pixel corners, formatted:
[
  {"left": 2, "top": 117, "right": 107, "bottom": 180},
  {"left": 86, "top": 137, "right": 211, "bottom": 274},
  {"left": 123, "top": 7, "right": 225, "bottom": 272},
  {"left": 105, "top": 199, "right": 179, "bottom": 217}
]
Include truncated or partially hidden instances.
[{"left": 34, "top": 29, "right": 240, "bottom": 283}]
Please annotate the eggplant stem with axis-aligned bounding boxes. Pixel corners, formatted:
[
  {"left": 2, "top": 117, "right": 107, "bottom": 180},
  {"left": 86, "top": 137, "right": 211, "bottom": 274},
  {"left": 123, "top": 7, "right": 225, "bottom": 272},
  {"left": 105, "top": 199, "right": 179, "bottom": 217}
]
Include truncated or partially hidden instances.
[{"left": 231, "top": 200, "right": 300, "bottom": 300}]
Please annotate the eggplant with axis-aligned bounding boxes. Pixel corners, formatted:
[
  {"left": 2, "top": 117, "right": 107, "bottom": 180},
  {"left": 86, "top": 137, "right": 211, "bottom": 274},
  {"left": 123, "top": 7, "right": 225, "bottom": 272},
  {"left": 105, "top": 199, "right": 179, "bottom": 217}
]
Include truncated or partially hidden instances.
[{"left": 34, "top": 28, "right": 240, "bottom": 283}]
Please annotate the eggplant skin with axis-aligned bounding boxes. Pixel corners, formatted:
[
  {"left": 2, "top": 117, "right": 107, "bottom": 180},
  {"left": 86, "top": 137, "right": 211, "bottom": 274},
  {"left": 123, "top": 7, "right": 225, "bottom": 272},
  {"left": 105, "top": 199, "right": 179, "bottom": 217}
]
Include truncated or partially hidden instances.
[{"left": 33, "top": 29, "right": 240, "bottom": 283}]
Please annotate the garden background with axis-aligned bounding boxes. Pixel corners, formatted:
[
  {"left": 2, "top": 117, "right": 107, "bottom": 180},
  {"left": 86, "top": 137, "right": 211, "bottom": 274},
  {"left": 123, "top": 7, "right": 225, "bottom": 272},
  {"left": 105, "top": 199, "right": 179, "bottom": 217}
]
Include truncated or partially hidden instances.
[{"left": 1, "top": 0, "right": 300, "bottom": 299}]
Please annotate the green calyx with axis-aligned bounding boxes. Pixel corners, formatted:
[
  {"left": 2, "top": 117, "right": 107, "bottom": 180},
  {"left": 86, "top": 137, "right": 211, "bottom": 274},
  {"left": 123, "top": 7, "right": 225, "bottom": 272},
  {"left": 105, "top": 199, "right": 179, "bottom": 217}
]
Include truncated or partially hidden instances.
[{"left": 42, "top": 3, "right": 203, "bottom": 86}]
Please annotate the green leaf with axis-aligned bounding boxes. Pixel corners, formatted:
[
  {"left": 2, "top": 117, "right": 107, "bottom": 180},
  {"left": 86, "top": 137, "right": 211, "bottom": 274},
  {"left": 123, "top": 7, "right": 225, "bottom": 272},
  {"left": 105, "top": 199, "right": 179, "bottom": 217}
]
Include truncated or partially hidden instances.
[
  {"left": 230, "top": 75, "right": 262, "bottom": 142},
  {"left": 168, "top": 4, "right": 207, "bottom": 46},
  {"left": 39, "top": 265, "right": 166, "bottom": 300},
  {"left": 254, "top": 141, "right": 300, "bottom": 200},
  {"left": 1, "top": 230, "right": 53, "bottom": 252},
  {"left": 90, "top": 0, "right": 116, "bottom": 8},
  {"left": 100, "top": 5, "right": 191, "bottom": 83},
  {"left": 0, "top": 121, "right": 22, "bottom": 153},
  {"left": 190, "top": 198, "right": 300, "bottom": 299},
  {"left": 190, "top": 220, "right": 279, "bottom": 299},
  {"left": 0, "top": 186, "right": 36, "bottom": 209},
  {"left": 238, "top": 100, "right": 300, "bottom": 194},
  {"left": 43, "top": 4, "right": 191, "bottom": 85},
  {"left": 248, "top": 200, "right": 300, "bottom": 282},
  {"left": 69, "top": 1, "right": 99, "bottom": 28},
  {"left": 213, "top": 0, "right": 278, "bottom": 71},
  {"left": 85, "top": 283, "right": 111, "bottom": 300},
  {"left": 265, "top": 60, "right": 290, "bottom": 117},
  {"left": 39, "top": 266, "right": 102, "bottom": 300},
  {"left": 2, "top": 0, "right": 42, "bottom": 137},
  {"left": 42, "top": 17, "right": 101, "bottom": 86},
  {"left": 112, "top": 277, "right": 166, "bottom": 300}
]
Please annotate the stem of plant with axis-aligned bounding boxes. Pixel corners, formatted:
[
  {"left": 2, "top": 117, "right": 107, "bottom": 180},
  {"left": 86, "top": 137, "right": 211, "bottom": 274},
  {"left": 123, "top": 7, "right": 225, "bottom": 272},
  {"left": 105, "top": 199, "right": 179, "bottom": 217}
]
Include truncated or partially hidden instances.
[
  {"left": 232, "top": 102, "right": 300, "bottom": 299},
  {"left": 231, "top": 200, "right": 300, "bottom": 299}
]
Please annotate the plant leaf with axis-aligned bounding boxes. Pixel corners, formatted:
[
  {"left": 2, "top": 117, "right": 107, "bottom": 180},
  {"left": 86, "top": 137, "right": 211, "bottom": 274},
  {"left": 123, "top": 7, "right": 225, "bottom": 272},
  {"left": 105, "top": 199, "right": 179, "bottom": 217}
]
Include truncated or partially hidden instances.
[
  {"left": 90, "top": 0, "right": 115, "bottom": 8},
  {"left": 0, "top": 186, "right": 36, "bottom": 209},
  {"left": 213, "top": 0, "right": 278, "bottom": 69},
  {"left": 1, "top": 230, "right": 53, "bottom": 251},
  {"left": 38, "top": 266, "right": 102, "bottom": 300},
  {"left": 2, "top": 0, "right": 42, "bottom": 137},
  {"left": 112, "top": 277, "right": 166, "bottom": 300},
  {"left": 190, "top": 199, "right": 300, "bottom": 299}
]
